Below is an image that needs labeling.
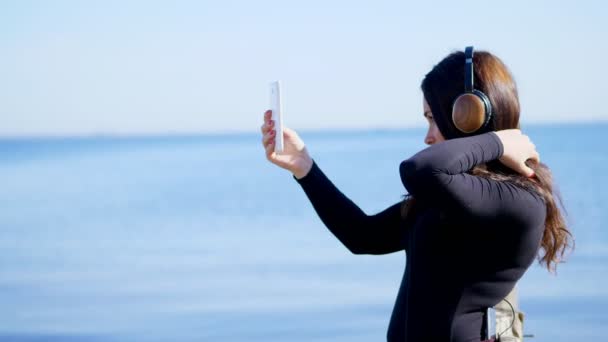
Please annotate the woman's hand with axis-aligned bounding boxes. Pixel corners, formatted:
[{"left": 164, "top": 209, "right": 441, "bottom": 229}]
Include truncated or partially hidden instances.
[
  {"left": 260, "top": 110, "right": 313, "bottom": 179},
  {"left": 494, "top": 129, "right": 540, "bottom": 178}
]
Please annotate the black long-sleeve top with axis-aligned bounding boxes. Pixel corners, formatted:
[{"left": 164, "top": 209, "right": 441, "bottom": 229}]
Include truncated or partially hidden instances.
[{"left": 293, "top": 132, "right": 546, "bottom": 342}]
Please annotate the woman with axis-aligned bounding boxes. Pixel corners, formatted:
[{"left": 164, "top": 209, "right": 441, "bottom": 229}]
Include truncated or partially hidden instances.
[{"left": 259, "top": 48, "right": 572, "bottom": 341}]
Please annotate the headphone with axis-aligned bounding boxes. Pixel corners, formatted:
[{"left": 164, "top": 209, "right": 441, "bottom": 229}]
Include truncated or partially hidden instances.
[{"left": 452, "top": 46, "right": 493, "bottom": 134}]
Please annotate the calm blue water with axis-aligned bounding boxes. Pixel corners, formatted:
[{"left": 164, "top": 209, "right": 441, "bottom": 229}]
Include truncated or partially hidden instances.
[{"left": 0, "top": 123, "right": 606, "bottom": 341}]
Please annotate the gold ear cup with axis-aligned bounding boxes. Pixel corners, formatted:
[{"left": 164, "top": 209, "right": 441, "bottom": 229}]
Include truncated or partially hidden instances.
[{"left": 452, "top": 93, "right": 486, "bottom": 133}]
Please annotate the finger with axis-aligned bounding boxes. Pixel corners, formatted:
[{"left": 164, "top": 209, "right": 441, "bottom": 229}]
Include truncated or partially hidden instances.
[
  {"left": 261, "top": 121, "right": 271, "bottom": 134},
  {"left": 526, "top": 150, "right": 540, "bottom": 164},
  {"left": 261, "top": 129, "right": 275, "bottom": 146},
  {"left": 260, "top": 119, "right": 274, "bottom": 134},
  {"left": 261, "top": 110, "right": 272, "bottom": 131},
  {"left": 521, "top": 163, "right": 535, "bottom": 178},
  {"left": 265, "top": 138, "right": 276, "bottom": 161},
  {"left": 283, "top": 126, "right": 297, "bottom": 140}
]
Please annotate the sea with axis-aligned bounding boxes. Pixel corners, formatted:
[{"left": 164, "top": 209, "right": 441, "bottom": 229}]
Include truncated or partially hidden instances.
[{"left": 0, "top": 123, "right": 606, "bottom": 341}]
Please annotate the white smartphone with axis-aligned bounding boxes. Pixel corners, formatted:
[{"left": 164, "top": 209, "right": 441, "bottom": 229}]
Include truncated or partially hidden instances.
[{"left": 269, "top": 81, "right": 284, "bottom": 153}]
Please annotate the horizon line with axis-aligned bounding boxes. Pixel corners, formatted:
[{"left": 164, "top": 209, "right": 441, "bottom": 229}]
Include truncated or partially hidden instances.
[{"left": 0, "top": 119, "right": 606, "bottom": 140}]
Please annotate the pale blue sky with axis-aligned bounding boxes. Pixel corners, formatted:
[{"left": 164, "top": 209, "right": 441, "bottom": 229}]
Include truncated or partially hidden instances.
[{"left": 1, "top": 0, "right": 606, "bottom": 136}]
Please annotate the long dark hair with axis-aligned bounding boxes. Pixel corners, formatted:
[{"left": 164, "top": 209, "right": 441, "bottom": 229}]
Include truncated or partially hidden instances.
[{"left": 401, "top": 50, "right": 573, "bottom": 273}]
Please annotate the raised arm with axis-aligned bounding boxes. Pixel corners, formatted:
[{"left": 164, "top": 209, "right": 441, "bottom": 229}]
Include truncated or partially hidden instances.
[
  {"left": 294, "top": 160, "right": 407, "bottom": 255},
  {"left": 399, "top": 131, "right": 545, "bottom": 224},
  {"left": 260, "top": 109, "right": 407, "bottom": 255}
]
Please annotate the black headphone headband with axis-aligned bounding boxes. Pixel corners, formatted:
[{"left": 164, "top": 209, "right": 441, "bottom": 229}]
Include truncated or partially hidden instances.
[{"left": 464, "top": 46, "right": 474, "bottom": 92}]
